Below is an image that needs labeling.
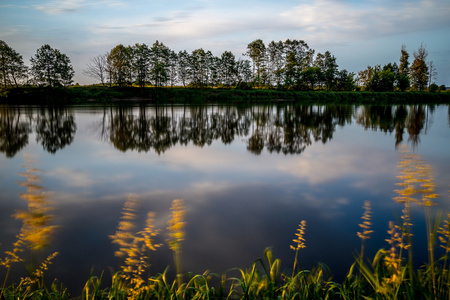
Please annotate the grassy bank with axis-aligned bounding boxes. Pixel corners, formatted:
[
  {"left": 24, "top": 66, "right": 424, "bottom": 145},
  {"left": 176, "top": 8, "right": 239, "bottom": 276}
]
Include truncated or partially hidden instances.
[{"left": 1, "top": 86, "right": 450, "bottom": 105}]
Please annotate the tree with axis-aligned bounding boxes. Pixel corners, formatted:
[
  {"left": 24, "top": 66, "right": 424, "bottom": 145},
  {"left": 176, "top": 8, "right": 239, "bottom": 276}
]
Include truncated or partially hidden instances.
[
  {"left": 219, "top": 51, "right": 236, "bottom": 88},
  {"left": 203, "top": 50, "right": 216, "bottom": 87},
  {"left": 167, "top": 50, "right": 178, "bottom": 88},
  {"left": 105, "top": 50, "right": 114, "bottom": 87},
  {"left": 398, "top": 44, "right": 410, "bottom": 91},
  {"left": 56, "top": 51, "right": 75, "bottom": 87},
  {"left": 209, "top": 55, "right": 221, "bottom": 87},
  {"left": 177, "top": 50, "right": 190, "bottom": 88},
  {"left": 314, "top": 53, "right": 326, "bottom": 89},
  {"left": 300, "top": 67, "right": 321, "bottom": 90},
  {"left": 0, "top": 40, "right": 28, "bottom": 87},
  {"left": 314, "top": 51, "right": 338, "bottom": 90},
  {"left": 284, "top": 39, "right": 309, "bottom": 87},
  {"left": 357, "top": 66, "right": 375, "bottom": 90},
  {"left": 399, "top": 44, "right": 409, "bottom": 75},
  {"left": 302, "top": 48, "right": 315, "bottom": 70},
  {"left": 335, "top": 69, "right": 355, "bottom": 91},
  {"left": 246, "top": 39, "right": 267, "bottom": 87},
  {"left": 429, "top": 83, "right": 439, "bottom": 93},
  {"left": 368, "top": 64, "right": 396, "bottom": 92},
  {"left": 428, "top": 60, "right": 437, "bottom": 89},
  {"left": 267, "top": 41, "right": 285, "bottom": 86},
  {"left": 410, "top": 43, "right": 429, "bottom": 91},
  {"left": 30, "top": 44, "right": 74, "bottom": 87},
  {"left": 150, "top": 41, "right": 170, "bottom": 87},
  {"left": 235, "top": 59, "right": 252, "bottom": 88},
  {"left": 131, "top": 43, "right": 152, "bottom": 88},
  {"left": 190, "top": 48, "right": 208, "bottom": 88},
  {"left": 322, "top": 51, "right": 338, "bottom": 91},
  {"left": 83, "top": 53, "right": 108, "bottom": 86},
  {"left": 107, "top": 44, "right": 133, "bottom": 87}
]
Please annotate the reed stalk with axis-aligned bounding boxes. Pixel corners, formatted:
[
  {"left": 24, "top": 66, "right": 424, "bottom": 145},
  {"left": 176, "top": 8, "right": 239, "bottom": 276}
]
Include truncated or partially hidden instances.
[{"left": 167, "top": 199, "right": 186, "bottom": 289}]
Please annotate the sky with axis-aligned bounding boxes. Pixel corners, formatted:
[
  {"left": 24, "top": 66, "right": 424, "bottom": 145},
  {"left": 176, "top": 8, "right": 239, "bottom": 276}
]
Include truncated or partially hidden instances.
[{"left": 1, "top": 0, "right": 450, "bottom": 86}]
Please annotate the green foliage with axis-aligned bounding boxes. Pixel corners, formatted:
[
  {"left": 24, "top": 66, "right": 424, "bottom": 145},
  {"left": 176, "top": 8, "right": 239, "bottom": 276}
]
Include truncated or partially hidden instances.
[
  {"left": 429, "top": 83, "right": 439, "bottom": 93},
  {"left": 107, "top": 44, "right": 133, "bottom": 87},
  {"left": 30, "top": 45, "right": 74, "bottom": 87},
  {"left": 410, "top": 44, "right": 429, "bottom": 91},
  {"left": 0, "top": 40, "right": 28, "bottom": 88}
]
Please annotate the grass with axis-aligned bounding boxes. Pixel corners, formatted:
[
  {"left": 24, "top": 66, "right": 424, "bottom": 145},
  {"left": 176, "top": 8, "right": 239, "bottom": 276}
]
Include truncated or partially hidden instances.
[{"left": 1, "top": 147, "right": 450, "bottom": 299}]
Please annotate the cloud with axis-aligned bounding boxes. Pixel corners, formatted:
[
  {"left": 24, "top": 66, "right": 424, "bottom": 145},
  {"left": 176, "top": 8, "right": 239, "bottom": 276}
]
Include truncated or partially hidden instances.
[
  {"left": 34, "top": 0, "right": 87, "bottom": 14},
  {"left": 280, "top": 0, "right": 450, "bottom": 41},
  {"left": 89, "top": 5, "right": 278, "bottom": 47},
  {"left": 276, "top": 144, "right": 394, "bottom": 186},
  {"left": 47, "top": 167, "right": 94, "bottom": 187},
  {"left": 33, "top": 0, "right": 126, "bottom": 14}
]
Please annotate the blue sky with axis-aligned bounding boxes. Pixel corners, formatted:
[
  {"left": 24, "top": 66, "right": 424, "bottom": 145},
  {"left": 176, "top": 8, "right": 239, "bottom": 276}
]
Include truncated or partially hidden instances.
[{"left": 1, "top": 0, "right": 449, "bottom": 86}]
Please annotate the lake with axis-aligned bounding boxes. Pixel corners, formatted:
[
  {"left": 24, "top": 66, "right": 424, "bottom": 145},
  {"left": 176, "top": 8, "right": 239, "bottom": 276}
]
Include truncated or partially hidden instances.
[{"left": 0, "top": 103, "right": 449, "bottom": 294}]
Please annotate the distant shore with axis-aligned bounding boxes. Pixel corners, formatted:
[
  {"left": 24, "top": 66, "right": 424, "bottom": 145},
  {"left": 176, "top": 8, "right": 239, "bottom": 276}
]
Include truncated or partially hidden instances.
[{"left": 1, "top": 86, "right": 449, "bottom": 105}]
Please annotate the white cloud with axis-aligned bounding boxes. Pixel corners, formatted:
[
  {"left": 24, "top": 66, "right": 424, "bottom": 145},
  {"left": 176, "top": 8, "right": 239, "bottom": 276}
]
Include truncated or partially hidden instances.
[
  {"left": 34, "top": 0, "right": 127, "bottom": 14},
  {"left": 34, "top": 0, "right": 87, "bottom": 14},
  {"left": 280, "top": 0, "right": 450, "bottom": 41},
  {"left": 47, "top": 166, "right": 134, "bottom": 190},
  {"left": 276, "top": 143, "right": 394, "bottom": 186},
  {"left": 47, "top": 167, "right": 94, "bottom": 187}
]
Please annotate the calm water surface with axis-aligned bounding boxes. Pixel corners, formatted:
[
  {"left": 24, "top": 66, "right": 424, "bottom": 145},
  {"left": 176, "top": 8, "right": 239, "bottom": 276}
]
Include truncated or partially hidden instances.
[{"left": 0, "top": 104, "right": 449, "bottom": 293}]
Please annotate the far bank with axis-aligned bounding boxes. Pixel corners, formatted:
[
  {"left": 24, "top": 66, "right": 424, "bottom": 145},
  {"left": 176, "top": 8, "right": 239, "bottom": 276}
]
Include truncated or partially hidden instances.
[{"left": 1, "top": 86, "right": 450, "bottom": 105}]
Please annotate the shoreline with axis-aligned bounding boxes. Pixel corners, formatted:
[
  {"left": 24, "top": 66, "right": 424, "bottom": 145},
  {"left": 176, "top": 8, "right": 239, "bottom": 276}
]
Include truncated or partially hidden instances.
[{"left": 1, "top": 86, "right": 450, "bottom": 105}]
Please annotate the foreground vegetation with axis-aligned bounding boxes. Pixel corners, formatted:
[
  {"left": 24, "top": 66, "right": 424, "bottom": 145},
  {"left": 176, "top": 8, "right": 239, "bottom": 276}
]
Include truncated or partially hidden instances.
[
  {"left": 1, "top": 85, "right": 450, "bottom": 105},
  {"left": 1, "top": 147, "right": 450, "bottom": 299}
]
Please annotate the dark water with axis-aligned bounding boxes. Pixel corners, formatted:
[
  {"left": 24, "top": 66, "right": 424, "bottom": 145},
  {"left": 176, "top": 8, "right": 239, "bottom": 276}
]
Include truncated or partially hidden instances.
[{"left": 0, "top": 103, "right": 449, "bottom": 294}]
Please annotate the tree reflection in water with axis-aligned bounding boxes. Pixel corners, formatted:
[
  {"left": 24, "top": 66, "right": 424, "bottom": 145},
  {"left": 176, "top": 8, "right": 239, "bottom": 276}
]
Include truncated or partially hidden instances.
[
  {"left": 356, "top": 105, "right": 428, "bottom": 149},
  {"left": 0, "top": 106, "right": 31, "bottom": 157},
  {"left": 35, "top": 106, "right": 77, "bottom": 154},
  {"left": 0, "top": 104, "right": 434, "bottom": 158},
  {"left": 98, "top": 104, "right": 358, "bottom": 155},
  {"left": 0, "top": 105, "right": 77, "bottom": 157}
]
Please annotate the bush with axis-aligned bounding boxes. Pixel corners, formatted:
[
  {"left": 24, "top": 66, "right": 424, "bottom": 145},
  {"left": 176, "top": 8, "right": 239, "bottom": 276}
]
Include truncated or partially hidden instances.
[{"left": 429, "top": 83, "right": 439, "bottom": 93}]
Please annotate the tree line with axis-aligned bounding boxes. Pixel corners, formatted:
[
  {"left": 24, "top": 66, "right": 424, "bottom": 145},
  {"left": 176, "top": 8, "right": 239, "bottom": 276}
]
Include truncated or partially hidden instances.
[{"left": 0, "top": 39, "right": 443, "bottom": 91}]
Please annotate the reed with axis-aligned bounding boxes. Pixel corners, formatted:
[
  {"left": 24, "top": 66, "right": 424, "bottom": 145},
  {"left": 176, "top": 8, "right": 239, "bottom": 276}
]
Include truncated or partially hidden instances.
[
  {"left": 357, "top": 200, "right": 373, "bottom": 261},
  {"left": 290, "top": 220, "right": 306, "bottom": 278},
  {"left": 166, "top": 199, "right": 186, "bottom": 289},
  {"left": 109, "top": 194, "right": 161, "bottom": 297}
]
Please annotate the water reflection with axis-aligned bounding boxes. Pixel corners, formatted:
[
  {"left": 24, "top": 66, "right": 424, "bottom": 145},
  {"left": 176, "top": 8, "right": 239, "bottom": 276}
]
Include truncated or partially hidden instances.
[
  {"left": 96, "top": 105, "right": 354, "bottom": 155},
  {"left": 35, "top": 107, "right": 77, "bottom": 154},
  {"left": 0, "top": 106, "right": 31, "bottom": 157},
  {"left": 99, "top": 105, "right": 252, "bottom": 154},
  {"left": 15, "top": 154, "right": 56, "bottom": 251},
  {"left": 355, "top": 105, "right": 429, "bottom": 148},
  {"left": 0, "top": 104, "right": 440, "bottom": 158},
  {"left": 0, "top": 106, "right": 77, "bottom": 157}
]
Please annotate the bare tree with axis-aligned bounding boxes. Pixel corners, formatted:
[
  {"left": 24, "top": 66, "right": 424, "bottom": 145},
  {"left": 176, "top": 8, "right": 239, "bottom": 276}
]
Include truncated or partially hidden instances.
[
  {"left": 83, "top": 54, "right": 107, "bottom": 86},
  {"left": 428, "top": 60, "right": 437, "bottom": 89}
]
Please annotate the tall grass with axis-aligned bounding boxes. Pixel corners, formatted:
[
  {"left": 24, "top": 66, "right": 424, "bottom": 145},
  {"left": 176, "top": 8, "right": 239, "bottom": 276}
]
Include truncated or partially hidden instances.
[
  {"left": 1, "top": 147, "right": 450, "bottom": 299},
  {"left": 0, "top": 154, "right": 63, "bottom": 299}
]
